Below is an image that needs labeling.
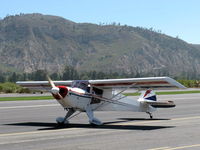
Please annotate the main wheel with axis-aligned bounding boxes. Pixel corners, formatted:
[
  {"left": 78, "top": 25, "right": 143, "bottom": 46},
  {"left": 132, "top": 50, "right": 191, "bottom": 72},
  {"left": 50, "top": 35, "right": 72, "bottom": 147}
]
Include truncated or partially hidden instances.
[{"left": 56, "top": 117, "right": 69, "bottom": 125}]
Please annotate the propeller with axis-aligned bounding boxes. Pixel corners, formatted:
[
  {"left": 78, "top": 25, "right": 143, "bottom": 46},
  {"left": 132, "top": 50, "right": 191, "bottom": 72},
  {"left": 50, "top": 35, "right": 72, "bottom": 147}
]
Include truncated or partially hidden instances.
[{"left": 47, "top": 75, "right": 63, "bottom": 99}]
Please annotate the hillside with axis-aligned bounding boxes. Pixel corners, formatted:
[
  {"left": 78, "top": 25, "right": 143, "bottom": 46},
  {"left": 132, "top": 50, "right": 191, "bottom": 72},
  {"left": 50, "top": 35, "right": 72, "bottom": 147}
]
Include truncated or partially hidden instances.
[
  {"left": 192, "top": 44, "right": 200, "bottom": 51},
  {"left": 0, "top": 13, "right": 200, "bottom": 78}
]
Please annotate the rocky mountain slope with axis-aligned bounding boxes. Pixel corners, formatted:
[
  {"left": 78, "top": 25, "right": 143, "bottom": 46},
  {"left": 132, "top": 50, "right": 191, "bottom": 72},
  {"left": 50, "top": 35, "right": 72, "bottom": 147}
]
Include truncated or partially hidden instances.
[{"left": 0, "top": 13, "right": 200, "bottom": 78}]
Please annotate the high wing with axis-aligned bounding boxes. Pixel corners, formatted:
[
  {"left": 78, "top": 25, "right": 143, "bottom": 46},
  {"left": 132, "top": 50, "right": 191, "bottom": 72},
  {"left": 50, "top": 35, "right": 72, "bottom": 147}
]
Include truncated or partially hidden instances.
[
  {"left": 16, "top": 81, "right": 72, "bottom": 91},
  {"left": 89, "top": 77, "right": 186, "bottom": 90},
  {"left": 16, "top": 77, "right": 185, "bottom": 91}
]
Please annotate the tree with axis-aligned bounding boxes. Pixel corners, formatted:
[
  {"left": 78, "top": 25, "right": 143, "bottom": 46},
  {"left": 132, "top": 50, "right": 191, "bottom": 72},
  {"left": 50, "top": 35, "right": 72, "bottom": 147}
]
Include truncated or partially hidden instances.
[
  {"left": 0, "top": 73, "right": 5, "bottom": 83},
  {"left": 62, "top": 65, "right": 79, "bottom": 80},
  {"left": 8, "top": 72, "right": 17, "bottom": 82},
  {"left": 22, "top": 73, "right": 28, "bottom": 81},
  {"left": 50, "top": 72, "right": 61, "bottom": 80},
  {"left": 32, "top": 70, "right": 47, "bottom": 81}
]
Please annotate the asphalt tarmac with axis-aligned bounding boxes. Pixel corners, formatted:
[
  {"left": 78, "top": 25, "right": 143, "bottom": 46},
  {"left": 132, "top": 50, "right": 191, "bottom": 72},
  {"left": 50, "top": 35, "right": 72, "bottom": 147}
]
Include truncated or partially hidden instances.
[{"left": 0, "top": 94, "right": 200, "bottom": 150}]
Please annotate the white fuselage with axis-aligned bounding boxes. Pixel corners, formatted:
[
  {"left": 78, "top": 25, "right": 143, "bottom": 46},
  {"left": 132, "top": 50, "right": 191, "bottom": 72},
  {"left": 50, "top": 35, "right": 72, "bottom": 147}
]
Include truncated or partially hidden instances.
[{"left": 55, "top": 87, "right": 156, "bottom": 113}]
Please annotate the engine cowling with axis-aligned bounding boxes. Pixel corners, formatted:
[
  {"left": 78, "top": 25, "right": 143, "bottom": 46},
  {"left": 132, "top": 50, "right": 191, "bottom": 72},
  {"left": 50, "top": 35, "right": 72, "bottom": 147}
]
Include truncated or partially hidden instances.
[{"left": 52, "top": 86, "right": 68, "bottom": 100}]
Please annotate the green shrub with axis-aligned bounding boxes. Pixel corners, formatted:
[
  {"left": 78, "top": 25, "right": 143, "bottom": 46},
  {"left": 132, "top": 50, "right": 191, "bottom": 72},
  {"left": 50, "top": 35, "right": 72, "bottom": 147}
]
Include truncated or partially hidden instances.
[
  {"left": 0, "top": 82, "right": 30, "bottom": 93},
  {"left": 178, "top": 80, "right": 200, "bottom": 88}
]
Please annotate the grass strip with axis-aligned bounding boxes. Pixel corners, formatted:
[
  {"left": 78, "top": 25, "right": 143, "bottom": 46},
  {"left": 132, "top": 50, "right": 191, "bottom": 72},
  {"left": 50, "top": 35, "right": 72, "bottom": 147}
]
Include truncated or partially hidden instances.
[
  {"left": 0, "top": 96, "right": 53, "bottom": 101},
  {"left": 124, "top": 90, "right": 200, "bottom": 96}
]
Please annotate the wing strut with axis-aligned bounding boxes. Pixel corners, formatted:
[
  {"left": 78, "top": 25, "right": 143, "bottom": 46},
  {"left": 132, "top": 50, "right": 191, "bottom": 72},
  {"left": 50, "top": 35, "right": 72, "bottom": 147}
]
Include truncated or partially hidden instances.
[
  {"left": 92, "top": 83, "right": 138, "bottom": 111},
  {"left": 92, "top": 95, "right": 136, "bottom": 109},
  {"left": 111, "top": 83, "right": 136, "bottom": 99}
]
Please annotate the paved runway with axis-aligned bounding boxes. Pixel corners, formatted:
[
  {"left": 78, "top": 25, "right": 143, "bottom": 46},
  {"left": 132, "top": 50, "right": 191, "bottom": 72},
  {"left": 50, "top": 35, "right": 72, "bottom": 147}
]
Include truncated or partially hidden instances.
[{"left": 0, "top": 94, "right": 200, "bottom": 150}]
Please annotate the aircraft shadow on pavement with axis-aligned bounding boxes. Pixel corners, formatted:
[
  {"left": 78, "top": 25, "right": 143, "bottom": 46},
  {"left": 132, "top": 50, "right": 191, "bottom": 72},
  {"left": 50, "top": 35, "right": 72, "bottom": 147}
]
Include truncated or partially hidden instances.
[
  {"left": 117, "top": 118, "right": 170, "bottom": 121},
  {"left": 5, "top": 118, "right": 173, "bottom": 131}
]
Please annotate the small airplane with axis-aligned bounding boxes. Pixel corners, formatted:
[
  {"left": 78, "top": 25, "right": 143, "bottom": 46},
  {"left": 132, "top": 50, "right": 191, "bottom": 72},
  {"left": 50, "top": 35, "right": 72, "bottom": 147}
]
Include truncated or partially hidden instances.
[{"left": 17, "top": 77, "right": 185, "bottom": 125}]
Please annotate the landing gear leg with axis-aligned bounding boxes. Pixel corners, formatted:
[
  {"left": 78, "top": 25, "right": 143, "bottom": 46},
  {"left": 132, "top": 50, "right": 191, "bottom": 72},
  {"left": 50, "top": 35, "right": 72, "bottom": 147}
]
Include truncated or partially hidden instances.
[
  {"left": 56, "top": 108, "right": 76, "bottom": 125},
  {"left": 146, "top": 112, "right": 153, "bottom": 119},
  {"left": 86, "top": 105, "right": 102, "bottom": 125}
]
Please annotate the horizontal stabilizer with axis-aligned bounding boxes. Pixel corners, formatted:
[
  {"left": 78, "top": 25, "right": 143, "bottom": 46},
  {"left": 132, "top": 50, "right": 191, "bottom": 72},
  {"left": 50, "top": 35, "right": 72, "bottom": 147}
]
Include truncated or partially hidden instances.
[{"left": 146, "top": 101, "right": 176, "bottom": 108}]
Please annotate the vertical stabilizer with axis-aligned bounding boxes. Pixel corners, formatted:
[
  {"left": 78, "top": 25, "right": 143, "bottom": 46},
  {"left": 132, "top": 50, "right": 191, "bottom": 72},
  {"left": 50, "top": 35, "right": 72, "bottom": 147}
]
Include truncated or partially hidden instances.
[{"left": 138, "top": 90, "right": 157, "bottom": 102}]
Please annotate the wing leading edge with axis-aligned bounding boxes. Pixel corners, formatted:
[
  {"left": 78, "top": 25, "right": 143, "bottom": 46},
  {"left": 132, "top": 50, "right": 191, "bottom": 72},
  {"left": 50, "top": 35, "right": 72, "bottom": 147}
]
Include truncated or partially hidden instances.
[
  {"left": 16, "top": 81, "right": 72, "bottom": 91},
  {"left": 16, "top": 77, "right": 185, "bottom": 91}
]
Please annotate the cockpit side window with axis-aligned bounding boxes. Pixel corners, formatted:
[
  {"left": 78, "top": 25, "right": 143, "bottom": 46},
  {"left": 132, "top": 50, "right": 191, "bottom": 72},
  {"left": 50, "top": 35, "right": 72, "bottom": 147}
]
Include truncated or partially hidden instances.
[{"left": 92, "top": 87, "right": 103, "bottom": 96}]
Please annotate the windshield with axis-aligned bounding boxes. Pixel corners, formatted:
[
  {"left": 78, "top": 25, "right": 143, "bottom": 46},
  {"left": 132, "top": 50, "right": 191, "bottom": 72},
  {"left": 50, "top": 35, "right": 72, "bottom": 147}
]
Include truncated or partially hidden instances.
[{"left": 71, "top": 80, "right": 89, "bottom": 91}]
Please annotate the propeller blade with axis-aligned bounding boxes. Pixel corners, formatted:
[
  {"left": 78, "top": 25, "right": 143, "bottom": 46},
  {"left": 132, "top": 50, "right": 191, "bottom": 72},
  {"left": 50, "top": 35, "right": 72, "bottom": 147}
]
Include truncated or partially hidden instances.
[
  {"left": 57, "top": 93, "right": 63, "bottom": 99},
  {"left": 47, "top": 75, "right": 56, "bottom": 88},
  {"left": 47, "top": 75, "right": 63, "bottom": 99}
]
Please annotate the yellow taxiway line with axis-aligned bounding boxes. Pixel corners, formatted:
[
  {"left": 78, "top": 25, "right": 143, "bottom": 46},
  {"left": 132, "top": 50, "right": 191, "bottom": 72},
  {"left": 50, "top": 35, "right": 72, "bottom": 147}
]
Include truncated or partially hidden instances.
[
  {"left": 149, "top": 144, "right": 200, "bottom": 150},
  {"left": 0, "top": 104, "right": 59, "bottom": 110},
  {"left": 0, "top": 127, "right": 78, "bottom": 137},
  {"left": 148, "top": 147, "right": 170, "bottom": 150},
  {"left": 112, "top": 115, "right": 200, "bottom": 126}
]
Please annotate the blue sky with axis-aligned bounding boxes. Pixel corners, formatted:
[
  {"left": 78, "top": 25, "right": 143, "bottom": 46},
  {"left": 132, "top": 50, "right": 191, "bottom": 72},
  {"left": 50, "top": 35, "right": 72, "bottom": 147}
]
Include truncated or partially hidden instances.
[{"left": 1, "top": 0, "right": 200, "bottom": 44}]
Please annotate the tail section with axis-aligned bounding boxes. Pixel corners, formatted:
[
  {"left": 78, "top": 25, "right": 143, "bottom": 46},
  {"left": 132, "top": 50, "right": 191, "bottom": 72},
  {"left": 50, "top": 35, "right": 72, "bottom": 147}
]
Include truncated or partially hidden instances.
[
  {"left": 138, "top": 90, "right": 157, "bottom": 102},
  {"left": 138, "top": 89, "right": 175, "bottom": 108}
]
